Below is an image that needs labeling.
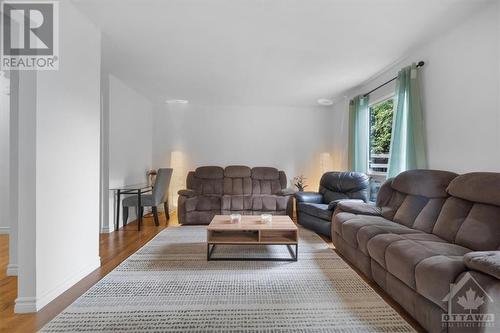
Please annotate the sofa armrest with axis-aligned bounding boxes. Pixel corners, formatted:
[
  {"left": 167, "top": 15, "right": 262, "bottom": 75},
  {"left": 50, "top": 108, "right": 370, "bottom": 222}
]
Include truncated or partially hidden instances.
[
  {"left": 336, "top": 201, "right": 382, "bottom": 216},
  {"left": 277, "top": 188, "right": 295, "bottom": 196},
  {"left": 464, "top": 251, "right": 500, "bottom": 280},
  {"left": 327, "top": 199, "right": 364, "bottom": 211},
  {"left": 295, "top": 191, "right": 323, "bottom": 204},
  {"left": 178, "top": 189, "right": 197, "bottom": 198}
]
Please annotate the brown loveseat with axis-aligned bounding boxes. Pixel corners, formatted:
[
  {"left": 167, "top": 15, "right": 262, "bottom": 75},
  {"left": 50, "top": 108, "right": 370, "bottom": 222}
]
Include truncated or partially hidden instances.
[
  {"left": 177, "top": 165, "right": 293, "bottom": 224},
  {"left": 332, "top": 170, "right": 500, "bottom": 333}
]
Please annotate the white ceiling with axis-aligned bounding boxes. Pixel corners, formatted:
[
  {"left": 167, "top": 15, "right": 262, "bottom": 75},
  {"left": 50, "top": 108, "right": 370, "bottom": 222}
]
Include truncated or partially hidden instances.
[{"left": 73, "top": 0, "right": 492, "bottom": 106}]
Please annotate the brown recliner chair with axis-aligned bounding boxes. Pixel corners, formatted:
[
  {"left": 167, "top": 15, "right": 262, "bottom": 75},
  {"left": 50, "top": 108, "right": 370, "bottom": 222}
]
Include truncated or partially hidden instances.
[
  {"left": 332, "top": 170, "right": 500, "bottom": 333},
  {"left": 177, "top": 165, "right": 293, "bottom": 225}
]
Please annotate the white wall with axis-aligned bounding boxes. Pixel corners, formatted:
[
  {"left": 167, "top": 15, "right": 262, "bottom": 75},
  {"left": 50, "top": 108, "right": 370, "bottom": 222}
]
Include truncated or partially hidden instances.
[
  {"left": 333, "top": 1, "right": 500, "bottom": 174},
  {"left": 101, "top": 74, "right": 153, "bottom": 232},
  {"left": 15, "top": 1, "right": 102, "bottom": 312},
  {"left": 8, "top": 71, "right": 19, "bottom": 276},
  {"left": 152, "top": 103, "right": 334, "bottom": 202},
  {"left": 0, "top": 71, "right": 9, "bottom": 234}
]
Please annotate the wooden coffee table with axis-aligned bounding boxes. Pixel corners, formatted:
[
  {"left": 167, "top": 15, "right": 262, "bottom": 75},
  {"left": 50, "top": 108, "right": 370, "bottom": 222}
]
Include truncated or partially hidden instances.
[{"left": 206, "top": 215, "right": 298, "bottom": 261}]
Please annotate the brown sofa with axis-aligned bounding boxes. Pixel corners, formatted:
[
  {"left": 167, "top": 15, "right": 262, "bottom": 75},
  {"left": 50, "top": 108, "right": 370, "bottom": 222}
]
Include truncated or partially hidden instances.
[
  {"left": 177, "top": 165, "right": 293, "bottom": 224},
  {"left": 332, "top": 170, "right": 500, "bottom": 333}
]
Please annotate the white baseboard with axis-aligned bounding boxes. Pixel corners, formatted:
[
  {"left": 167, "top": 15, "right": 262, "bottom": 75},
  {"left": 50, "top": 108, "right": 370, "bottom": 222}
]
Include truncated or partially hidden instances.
[
  {"left": 100, "top": 226, "right": 114, "bottom": 234},
  {"left": 14, "top": 297, "right": 38, "bottom": 313},
  {"left": 6, "top": 263, "right": 18, "bottom": 276},
  {"left": 15, "top": 257, "right": 101, "bottom": 313},
  {"left": 0, "top": 226, "right": 9, "bottom": 234}
]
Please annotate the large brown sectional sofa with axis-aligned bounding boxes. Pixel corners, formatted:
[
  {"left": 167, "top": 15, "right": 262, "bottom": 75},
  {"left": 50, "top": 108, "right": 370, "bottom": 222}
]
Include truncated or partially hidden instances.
[
  {"left": 177, "top": 165, "right": 293, "bottom": 224},
  {"left": 332, "top": 170, "right": 500, "bottom": 332}
]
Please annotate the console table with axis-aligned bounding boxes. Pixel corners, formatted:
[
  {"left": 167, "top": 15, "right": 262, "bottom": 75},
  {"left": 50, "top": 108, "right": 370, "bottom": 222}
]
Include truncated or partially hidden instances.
[{"left": 110, "top": 183, "right": 152, "bottom": 231}]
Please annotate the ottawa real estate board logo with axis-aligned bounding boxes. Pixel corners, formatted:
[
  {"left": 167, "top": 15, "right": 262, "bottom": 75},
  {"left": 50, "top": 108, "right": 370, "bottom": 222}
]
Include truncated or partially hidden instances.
[
  {"left": 1, "top": 1, "right": 59, "bottom": 70},
  {"left": 442, "top": 272, "right": 495, "bottom": 329}
]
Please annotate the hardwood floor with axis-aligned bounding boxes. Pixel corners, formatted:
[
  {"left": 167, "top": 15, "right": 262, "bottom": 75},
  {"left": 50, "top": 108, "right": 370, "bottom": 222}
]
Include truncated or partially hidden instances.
[
  {"left": 0, "top": 212, "right": 423, "bottom": 333},
  {"left": 0, "top": 213, "right": 175, "bottom": 333}
]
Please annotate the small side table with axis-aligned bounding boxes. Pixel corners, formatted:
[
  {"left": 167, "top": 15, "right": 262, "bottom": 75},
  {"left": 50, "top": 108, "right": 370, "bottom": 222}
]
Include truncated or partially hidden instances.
[{"left": 110, "top": 183, "right": 152, "bottom": 231}]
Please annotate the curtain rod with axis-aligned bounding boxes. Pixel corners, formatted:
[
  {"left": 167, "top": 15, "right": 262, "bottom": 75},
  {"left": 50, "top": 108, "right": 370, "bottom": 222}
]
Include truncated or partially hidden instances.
[{"left": 362, "top": 61, "right": 425, "bottom": 98}]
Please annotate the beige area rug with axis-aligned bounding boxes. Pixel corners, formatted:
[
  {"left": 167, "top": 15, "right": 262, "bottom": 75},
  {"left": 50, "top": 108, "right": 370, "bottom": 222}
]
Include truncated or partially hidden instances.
[{"left": 41, "top": 226, "right": 416, "bottom": 332}]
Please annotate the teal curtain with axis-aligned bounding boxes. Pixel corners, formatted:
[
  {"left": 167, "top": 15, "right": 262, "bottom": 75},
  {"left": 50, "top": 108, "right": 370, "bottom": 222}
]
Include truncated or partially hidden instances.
[
  {"left": 387, "top": 63, "right": 427, "bottom": 178},
  {"left": 348, "top": 95, "right": 369, "bottom": 173}
]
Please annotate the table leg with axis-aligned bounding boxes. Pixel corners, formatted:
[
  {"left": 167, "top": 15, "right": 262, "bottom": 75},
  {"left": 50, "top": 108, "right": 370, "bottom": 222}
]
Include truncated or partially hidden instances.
[
  {"left": 137, "top": 190, "right": 142, "bottom": 231},
  {"left": 287, "top": 244, "right": 298, "bottom": 261},
  {"left": 207, "top": 244, "right": 216, "bottom": 261},
  {"left": 115, "top": 190, "right": 121, "bottom": 231}
]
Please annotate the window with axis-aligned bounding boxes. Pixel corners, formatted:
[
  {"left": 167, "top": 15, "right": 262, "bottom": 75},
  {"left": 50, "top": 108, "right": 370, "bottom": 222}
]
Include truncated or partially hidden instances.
[{"left": 368, "top": 97, "right": 394, "bottom": 200}]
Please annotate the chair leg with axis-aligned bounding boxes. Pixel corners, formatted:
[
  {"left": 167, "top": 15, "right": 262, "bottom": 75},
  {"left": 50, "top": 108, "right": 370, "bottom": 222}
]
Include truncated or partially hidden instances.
[
  {"left": 152, "top": 206, "right": 160, "bottom": 226},
  {"left": 136, "top": 206, "right": 144, "bottom": 230},
  {"left": 123, "top": 206, "right": 129, "bottom": 226},
  {"left": 164, "top": 200, "right": 170, "bottom": 220}
]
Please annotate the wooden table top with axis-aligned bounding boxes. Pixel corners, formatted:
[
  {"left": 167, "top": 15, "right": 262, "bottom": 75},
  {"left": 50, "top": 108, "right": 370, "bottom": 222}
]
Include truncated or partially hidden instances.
[{"left": 207, "top": 215, "right": 297, "bottom": 231}]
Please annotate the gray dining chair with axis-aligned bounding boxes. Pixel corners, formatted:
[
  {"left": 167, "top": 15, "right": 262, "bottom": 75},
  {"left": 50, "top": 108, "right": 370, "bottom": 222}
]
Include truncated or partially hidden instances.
[{"left": 122, "top": 168, "right": 173, "bottom": 228}]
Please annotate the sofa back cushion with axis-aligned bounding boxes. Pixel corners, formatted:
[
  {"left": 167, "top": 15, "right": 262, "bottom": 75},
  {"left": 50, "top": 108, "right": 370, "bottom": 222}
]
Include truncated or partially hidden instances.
[
  {"left": 190, "top": 166, "right": 224, "bottom": 195},
  {"left": 223, "top": 165, "right": 252, "bottom": 195},
  {"left": 318, "top": 171, "right": 369, "bottom": 204},
  {"left": 381, "top": 170, "right": 457, "bottom": 233},
  {"left": 251, "top": 167, "right": 283, "bottom": 195},
  {"left": 432, "top": 173, "right": 500, "bottom": 251}
]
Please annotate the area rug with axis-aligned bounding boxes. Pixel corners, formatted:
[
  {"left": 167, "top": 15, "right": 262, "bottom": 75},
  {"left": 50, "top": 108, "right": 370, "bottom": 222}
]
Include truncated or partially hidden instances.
[{"left": 41, "top": 226, "right": 416, "bottom": 332}]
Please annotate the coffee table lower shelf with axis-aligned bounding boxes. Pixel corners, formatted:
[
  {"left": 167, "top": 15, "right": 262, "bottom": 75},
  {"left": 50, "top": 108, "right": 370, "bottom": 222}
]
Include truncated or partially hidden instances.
[{"left": 206, "top": 243, "right": 298, "bottom": 262}]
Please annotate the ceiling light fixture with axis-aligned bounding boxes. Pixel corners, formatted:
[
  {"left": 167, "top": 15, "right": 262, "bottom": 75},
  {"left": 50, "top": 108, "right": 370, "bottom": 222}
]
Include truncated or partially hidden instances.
[
  {"left": 166, "top": 99, "right": 189, "bottom": 104},
  {"left": 317, "top": 98, "right": 333, "bottom": 106}
]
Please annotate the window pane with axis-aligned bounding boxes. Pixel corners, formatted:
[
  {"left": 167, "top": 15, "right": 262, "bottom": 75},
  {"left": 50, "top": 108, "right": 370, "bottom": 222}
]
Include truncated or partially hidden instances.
[{"left": 369, "top": 98, "right": 393, "bottom": 200}]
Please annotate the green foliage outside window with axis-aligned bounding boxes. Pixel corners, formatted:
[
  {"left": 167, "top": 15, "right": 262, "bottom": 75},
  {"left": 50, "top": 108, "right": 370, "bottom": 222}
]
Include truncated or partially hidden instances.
[{"left": 370, "top": 99, "right": 394, "bottom": 154}]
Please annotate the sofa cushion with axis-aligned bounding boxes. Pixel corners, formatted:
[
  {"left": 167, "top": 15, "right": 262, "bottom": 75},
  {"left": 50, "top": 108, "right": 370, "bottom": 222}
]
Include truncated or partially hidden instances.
[
  {"left": 339, "top": 215, "right": 400, "bottom": 249},
  {"left": 447, "top": 172, "right": 500, "bottom": 207},
  {"left": 224, "top": 165, "right": 251, "bottom": 178},
  {"left": 356, "top": 224, "right": 423, "bottom": 255},
  {"left": 415, "top": 255, "right": 467, "bottom": 310},
  {"left": 380, "top": 190, "right": 406, "bottom": 220},
  {"left": 411, "top": 198, "right": 447, "bottom": 233},
  {"left": 392, "top": 194, "right": 429, "bottom": 228},
  {"left": 391, "top": 169, "right": 458, "bottom": 198},
  {"left": 195, "top": 196, "right": 221, "bottom": 211},
  {"left": 251, "top": 167, "right": 279, "bottom": 180},
  {"left": 251, "top": 167, "right": 282, "bottom": 195},
  {"left": 184, "top": 211, "right": 216, "bottom": 224},
  {"left": 367, "top": 233, "right": 404, "bottom": 269},
  {"left": 332, "top": 212, "right": 356, "bottom": 236},
  {"left": 224, "top": 177, "right": 252, "bottom": 195},
  {"left": 319, "top": 171, "right": 369, "bottom": 203},
  {"left": 195, "top": 166, "right": 224, "bottom": 179},
  {"left": 432, "top": 197, "right": 472, "bottom": 242},
  {"left": 221, "top": 195, "right": 252, "bottom": 211},
  {"left": 381, "top": 238, "right": 470, "bottom": 290},
  {"left": 251, "top": 195, "right": 289, "bottom": 211},
  {"left": 376, "top": 170, "right": 456, "bottom": 230},
  {"left": 367, "top": 233, "right": 463, "bottom": 269},
  {"left": 297, "top": 203, "right": 332, "bottom": 221},
  {"left": 454, "top": 203, "right": 500, "bottom": 251},
  {"left": 223, "top": 166, "right": 252, "bottom": 195}
]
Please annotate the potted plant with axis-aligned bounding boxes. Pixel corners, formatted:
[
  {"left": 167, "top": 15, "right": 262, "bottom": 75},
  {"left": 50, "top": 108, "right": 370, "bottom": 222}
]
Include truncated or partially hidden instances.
[{"left": 293, "top": 175, "right": 308, "bottom": 192}]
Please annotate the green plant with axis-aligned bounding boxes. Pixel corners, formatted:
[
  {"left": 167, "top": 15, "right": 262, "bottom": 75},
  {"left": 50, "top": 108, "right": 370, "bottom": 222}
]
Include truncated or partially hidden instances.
[
  {"left": 370, "top": 99, "right": 394, "bottom": 154},
  {"left": 293, "top": 175, "right": 308, "bottom": 192}
]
